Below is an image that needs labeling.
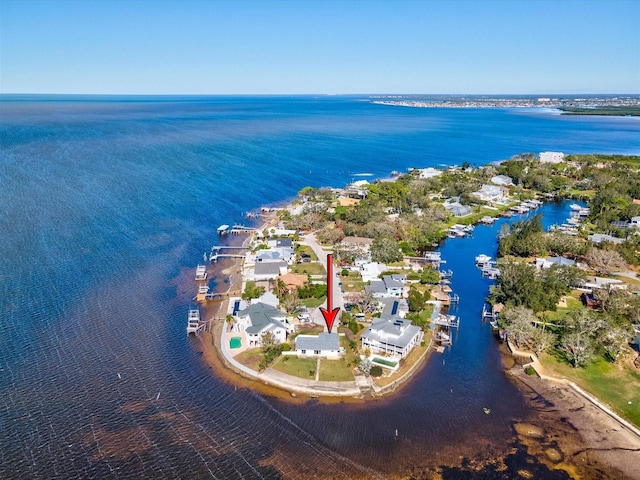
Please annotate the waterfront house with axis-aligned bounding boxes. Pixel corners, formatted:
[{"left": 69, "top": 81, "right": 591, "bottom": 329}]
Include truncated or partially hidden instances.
[
  {"left": 490, "top": 174, "right": 514, "bottom": 186},
  {"left": 417, "top": 167, "right": 443, "bottom": 179},
  {"left": 365, "top": 274, "right": 406, "bottom": 298},
  {"left": 444, "top": 201, "right": 472, "bottom": 218},
  {"left": 346, "top": 180, "right": 369, "bottom": 198},
  {"left": 256, "top": 246, "right": 295, "bottom": 263},
  {"left": 380, "top": 298, "right": 409, "bottom": 318},
  {"left": 267, "top": 238, "right": 293, "bottom": 248},
  {"left": 472, "top": 184, "right": 506, "bottom": 203},
  {"left": 361, "top": 316, "right": 423, "bottom": 358},
  {"left": 294, "top": 332, "right": 341, "bottom": 359},
  {"left": 253, "top": 261, "right": 288, "bottom": 281},
  {"left": 234, "top": 302, "right": 292, "bottom": 347},
  {"left": 539, "top": 151, "right": 565, "bottom": 164},
  {"left": 534, "top": 256, "right": 575, "bottom": 269}
]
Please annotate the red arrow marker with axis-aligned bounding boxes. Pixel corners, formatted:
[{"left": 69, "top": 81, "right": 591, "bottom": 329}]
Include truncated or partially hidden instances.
[{"left": 319, "top": 253, "right": 340, "bottom": 333}]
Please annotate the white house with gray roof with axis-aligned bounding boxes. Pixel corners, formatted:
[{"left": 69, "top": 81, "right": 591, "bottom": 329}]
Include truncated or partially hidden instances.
[
  {"left": 253, "top": 261, "right": 288, "bottom": 281},
  {"left": 491, "top": 174, "right": 514, "bottom": 186},
  {"left": 418, "top": 167, "right": 443, "bottom": 179},
  {"left": 444, "top": 201, "right": 472, "bottom": 218},
  {"left": 234, "top": 302, "right": 292, "bottom": 347},
  {"left": 588, "top": 233, "right": 625, "bottom": 245},
  {"left": 365, "top": 274, "right": 407, "bottom": 298},
  {"left": 256, "top": 246, "right": 295, "bottom": 263},
  {"left": 473, "top": 184, "right": 506, "bottom": 203},
  {"left": 361, "top": 316, "right": 423, "bottom": 358},
  {"left": 294, "top": 332, "right": 341, "bottom": 359},
  {"left": 380, "top": 298, "right": 409, "bottom": 318}
]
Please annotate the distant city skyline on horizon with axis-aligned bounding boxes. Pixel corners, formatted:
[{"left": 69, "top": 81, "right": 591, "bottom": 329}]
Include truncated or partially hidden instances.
[{"left": 1, "top": 0, "right": 639, "bottom": 95}]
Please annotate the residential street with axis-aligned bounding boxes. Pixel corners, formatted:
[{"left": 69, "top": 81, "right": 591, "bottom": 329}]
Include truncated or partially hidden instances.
[{"left": 302, "top": 232, "right": 345, "bottom": 331}]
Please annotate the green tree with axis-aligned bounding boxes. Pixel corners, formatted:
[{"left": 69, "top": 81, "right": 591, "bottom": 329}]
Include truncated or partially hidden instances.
[
  {"left": 258, "top": 331, "right": 283, "bottom": 371},
  {"left": 559, "top": 309, "right": 606, "bottom": 368},
  {"left": 242, "top": 281, "right": 265, "bottom": 300},
  {"left": 371, "top": 236, "right": 403, "bottom": 263},
  {"left": 226, "top": 314, "right": 235, "bottom": 331},
  {"left": 408, "top": 287, "right": 426, "bottom": 313}
]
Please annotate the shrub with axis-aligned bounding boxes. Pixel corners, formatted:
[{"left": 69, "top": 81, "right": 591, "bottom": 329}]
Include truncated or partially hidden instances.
[
  {"left": 524, "top": 365, "right": 536, "bottom": 376},
  {"left": 281, "top": 343, "right": 291, "bottom": 351},
  {"left": 370, "top": 365, "right": 383, "bottom": 377}
]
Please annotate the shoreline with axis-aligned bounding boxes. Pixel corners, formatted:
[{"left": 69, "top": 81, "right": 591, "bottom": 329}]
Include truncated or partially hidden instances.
[
  {"left": 504, "top": 354, "right": 640, "bottom": 479},
  {"left": 190, "top": 200, "right": 640, "bottom": 478},
  {"left": 191, "top": 172, "right": 640, "bottom": 477},
  {"left": 193, "top": 211, "right": 437, "bottom": 402}
]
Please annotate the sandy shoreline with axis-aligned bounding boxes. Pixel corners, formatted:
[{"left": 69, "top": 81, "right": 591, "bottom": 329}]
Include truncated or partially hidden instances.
[
  {"left": 191, "top": 214, "right": 639, "bottom": 478},
  {"left": 503, "top": 352, "right": 640, "bottom": 479}
]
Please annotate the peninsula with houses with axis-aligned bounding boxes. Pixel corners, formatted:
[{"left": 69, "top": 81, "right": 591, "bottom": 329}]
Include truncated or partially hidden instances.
[{"left": 188, "top": 152, "right": 640, "bottom": 427}]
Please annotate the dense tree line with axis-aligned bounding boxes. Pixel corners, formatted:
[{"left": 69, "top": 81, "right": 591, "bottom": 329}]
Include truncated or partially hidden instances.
[{"left": 488, "top": 261, "right": 586, "bottom": 313}]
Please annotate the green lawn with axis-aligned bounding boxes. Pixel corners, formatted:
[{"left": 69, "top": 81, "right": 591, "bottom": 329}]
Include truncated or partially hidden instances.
[
  {"left": 318, "top": 359, "right": 355, "bottom": 382},
  {"left": 339, "top": 335, "right": 360, "bottom": 366},
  {"left": 295, "top": 244, "right": 318, "bottom": 261},
  {"left": 301, "top": 297, "right": 326, "bottom": 308},
  {"left": 272, "top": 356, "right": 317, "bottom": 379},
  {"left": 292, "top": 262, "right": 326, "bottom": 275},
  {"left": 341, "top": 273, "right": 366, "bottom": 293},
  {"left": 538, "top": 294, "right": 583, "bottom": 323},
  {"left": 539, "top": 351, "right": 640, "bottom": 427}
]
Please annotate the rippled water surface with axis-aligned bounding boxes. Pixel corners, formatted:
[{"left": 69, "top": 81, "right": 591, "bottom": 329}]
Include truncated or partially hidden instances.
[{"left": 1, "top": 96, "right": 639, "bottom": 478}]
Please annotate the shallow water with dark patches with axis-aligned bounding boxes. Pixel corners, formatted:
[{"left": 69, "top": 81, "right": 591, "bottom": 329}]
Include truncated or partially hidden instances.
[{"left": 1, "top": 95, "right": 638, "bottom": 478}]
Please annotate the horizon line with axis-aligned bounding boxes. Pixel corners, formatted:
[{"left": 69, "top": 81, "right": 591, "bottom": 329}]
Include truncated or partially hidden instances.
[{"left": 2, "top": 92, "right": 639, "bottom": 98}]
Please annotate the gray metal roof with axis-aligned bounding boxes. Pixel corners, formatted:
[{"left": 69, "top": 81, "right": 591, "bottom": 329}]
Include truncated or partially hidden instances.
[
  {"left": 237, "top": 302, "right": 287, "bottom": 334},
  {"left": 254, "top": 261, "right": 287, "bottom": 276},
  {"left": 381, "top": 298, "right": 409, "bottom": 316},
  {"left": 295, "top": 332, "right": 340, "bottom": 352},
  {"left": 365, "top": 280, "right": 386, "bottom": 294},
  {"left": 362, "top": 316, "right": 421, "bottom": 350},
  {"left": 588, "top": 234, "right": 625, "bottom": 245}
]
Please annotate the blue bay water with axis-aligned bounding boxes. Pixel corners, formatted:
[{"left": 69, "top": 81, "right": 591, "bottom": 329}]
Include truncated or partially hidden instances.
[{"left": 1, "top": 95, "right": 639, "bottom": 478}]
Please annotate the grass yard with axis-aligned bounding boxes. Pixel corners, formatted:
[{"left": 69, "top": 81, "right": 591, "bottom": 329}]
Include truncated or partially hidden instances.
[
  {"left": 295, "top": 323, "right": 325, "bottom": 335},
  {"left": 296, "top": 244, "right": 318, "bottom": 260},
  {"left": 341, "top": 273, "right": 366, "bottom": 293},
  {"left": 538, "top": 293, "right": 584, "bottom": 323},
  {"left": 339, "top": 335, "right": 360, "bottom": 366},
  {"left": 272, "top": 356, "right": 317, "bottom": 379},
  {"left": 234, "top": 348, "right": 263, "bottom": 371},
  {"left": 539, "top": 351, "right": 640, "bottom": 427},
  {"left": 373, "top": 340, "right": 429, "bottom": 388},
  {"left": 318, "top": 359, "right": 355, "bottom": 382},
  {"left": 292, "top": 262, "right": 326, "bottom": 275},
  {"left": 301, "top": 297, "right": 326, "bottom": 308}
]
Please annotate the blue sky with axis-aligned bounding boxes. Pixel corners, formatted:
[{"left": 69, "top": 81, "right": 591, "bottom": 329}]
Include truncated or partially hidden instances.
[{"left": 1, "top": 0, "right": 639, "bottom": 94}]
